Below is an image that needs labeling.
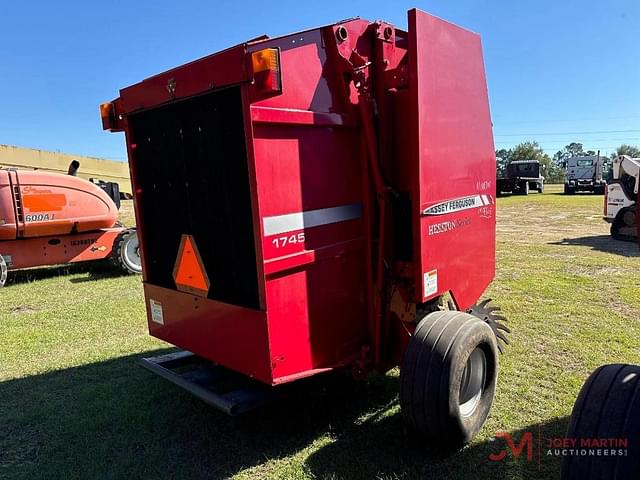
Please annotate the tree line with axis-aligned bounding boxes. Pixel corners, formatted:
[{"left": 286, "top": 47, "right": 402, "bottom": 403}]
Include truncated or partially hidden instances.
[{"left": 496, "top": 142, "right": 640, "bottom": 183}]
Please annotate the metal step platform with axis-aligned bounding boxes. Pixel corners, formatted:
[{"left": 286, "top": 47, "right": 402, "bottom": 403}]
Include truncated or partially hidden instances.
[{"left": 140, "top": 350, "right": 277, "bottom": 415}]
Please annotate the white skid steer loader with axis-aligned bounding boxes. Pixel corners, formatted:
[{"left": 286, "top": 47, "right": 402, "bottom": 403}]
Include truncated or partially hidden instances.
[{"left": 604, "top": 155, "right": 640, "bottom": 242}]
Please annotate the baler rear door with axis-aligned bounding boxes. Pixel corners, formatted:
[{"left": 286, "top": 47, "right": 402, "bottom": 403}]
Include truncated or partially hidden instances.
[{"left": 408, "top": 9, "right": 496, "bottom": 309}]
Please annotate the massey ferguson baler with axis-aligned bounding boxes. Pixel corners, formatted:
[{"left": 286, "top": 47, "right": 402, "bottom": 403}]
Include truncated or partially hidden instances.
[{"left": 102, "top": 9, "right": 508, "bottom": 447}]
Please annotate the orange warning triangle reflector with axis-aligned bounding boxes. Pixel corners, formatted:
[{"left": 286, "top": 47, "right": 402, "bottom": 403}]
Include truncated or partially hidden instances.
[{"left": 173, "top": 234, "right": 210, "bottom": 297}]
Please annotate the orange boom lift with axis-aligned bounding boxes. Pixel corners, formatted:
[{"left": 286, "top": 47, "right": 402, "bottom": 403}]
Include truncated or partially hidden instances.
[{"left": 0, "top": 169, "right": 140, "bottom": 286}]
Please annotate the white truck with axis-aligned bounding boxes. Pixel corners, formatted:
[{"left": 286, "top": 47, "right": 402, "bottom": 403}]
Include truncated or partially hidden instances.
[
  {"left": 564, "top": 155, "right": 608, "bottom": 194},
  {"left": 604, "top": 155, "right": 639, "bottom": 241}
]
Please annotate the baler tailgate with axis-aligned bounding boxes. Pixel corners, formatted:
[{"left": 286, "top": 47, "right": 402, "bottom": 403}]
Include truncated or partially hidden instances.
[{"left": 408, "top": 10, "right": 496, "bottom": 309}]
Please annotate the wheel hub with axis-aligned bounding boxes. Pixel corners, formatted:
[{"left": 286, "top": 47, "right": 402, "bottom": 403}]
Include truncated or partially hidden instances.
[
  {"left": 124, "top": 237, "right": 141, "bottom": 270},
  {"left": 0, "top": 255, "right": 7, "bottom": 287},
  {"left": 459, "top": 347, "right": 487, "bottom": 417}
]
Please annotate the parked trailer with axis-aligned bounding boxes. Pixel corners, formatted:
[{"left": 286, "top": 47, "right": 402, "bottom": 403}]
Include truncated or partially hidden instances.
[
  {"left": 102, "top": 9, "right": 509, "bottom": 447},
  {"left": 0, "top": 169, "right": 140, "bottom": 286},
  {"left": 496, "top": 160, "right": 544, "bottom": 195}
]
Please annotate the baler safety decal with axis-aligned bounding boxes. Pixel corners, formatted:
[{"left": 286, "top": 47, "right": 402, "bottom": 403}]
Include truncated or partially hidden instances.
[
  {"left": 149, "top": 299, "right": 164, "bottom": 325},
  {"left": 423, "top": 269, "right": 438, "bottom": 297},
  {"left": 263, "top": 203, "right": 363, "bottom": 236},
  {"left": 422, "top": 194, "right": 493, "bottom": 216}
]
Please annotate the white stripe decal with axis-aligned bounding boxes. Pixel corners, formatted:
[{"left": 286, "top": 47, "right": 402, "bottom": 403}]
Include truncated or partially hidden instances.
[
  {"left": 263, "top": 203, "right": 363, "bottom": 236},
  {"left": 423, "top": 195, "right": 487, "bottom": 216}
]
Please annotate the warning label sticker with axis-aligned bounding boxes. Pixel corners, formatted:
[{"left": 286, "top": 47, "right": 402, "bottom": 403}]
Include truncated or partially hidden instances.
[
  {"left": 150, "top": 299, "right": 164, "bottom": 325},
  {"left": 424, "top": 269, "right": 438, "bottom": 298}
]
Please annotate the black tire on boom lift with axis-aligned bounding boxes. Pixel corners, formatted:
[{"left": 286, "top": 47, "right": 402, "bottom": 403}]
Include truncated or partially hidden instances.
[
  {"left": 399, "top": 310, "right": 498, "bottom": 448},
  {"left": 111, "top": 229, "right": 142, "bottom": 274},
  {"left": 520, "top": 181, "right": 529, "bottom": 195},
  {"left": 0, "top": 254, "right": 7, "bottom": 287},
  {"left": 561, "top": 364, "right": 640, "bottom": 480}
]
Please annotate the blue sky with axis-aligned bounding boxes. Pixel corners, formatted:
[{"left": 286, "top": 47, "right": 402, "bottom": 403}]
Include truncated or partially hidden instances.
[{"left": 1, "top": 0, "right": 638, "bottom": 160}]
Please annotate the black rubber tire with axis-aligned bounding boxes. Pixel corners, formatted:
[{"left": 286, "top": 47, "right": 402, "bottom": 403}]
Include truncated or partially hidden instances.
[
  {"left": 519, "top": 181, "right": 529, "bottom": 195},
  {"left": 0, "top": 254, "right": 7, "bottom": 287},
  {"left": 561, "top": 364, "right": 640, "bottom": 480},
  {"left": 538, "top": 184, "right": 544, "bottom": 194},
  {"left": 594, "top": 185, "right": 605, "bottom": 195},
  {"left": 564, "top": 185, "right": 575, "bottom": 195},
  {"left": 399, "top": 311, "right": 499, "bottom": 448},
  {"left": 111, "top": 229, "right": 142, "bottom": 274},
  {"left": 610, "top": 207, "right": 637, "bottom": 242}
]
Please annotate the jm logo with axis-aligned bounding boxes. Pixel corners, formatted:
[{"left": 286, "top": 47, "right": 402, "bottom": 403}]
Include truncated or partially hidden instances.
[{"left": 488, "top": 432, "right": 534, "bottom": 462}]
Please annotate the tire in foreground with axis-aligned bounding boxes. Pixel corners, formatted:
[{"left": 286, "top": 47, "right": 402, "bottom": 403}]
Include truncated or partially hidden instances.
[
  {"left": 400, "top": 310, "right": 498, "bottom": 449},
  {"left": 561, "top": 363, "right": 640, "bottom": 480}
]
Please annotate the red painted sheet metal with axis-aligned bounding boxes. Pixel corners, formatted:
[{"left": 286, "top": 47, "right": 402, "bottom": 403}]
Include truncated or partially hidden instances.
[
  {"left": 119, "top": 45, "right": 249, "bottom": 114},
  {"left": 408, "top": 9, "right": 496, "bottom": 309},
  {"left": 262, "top": 237, "right": 364, "bottom": 277},
  {"left": 251, "top": 88, "right": 368, "bottom": 378},
  {"left": 144, "top": 284, "right": 273, "bottom": 384},
  {"left": 248, "top": 29, "right": 339, "bottom": 113},
  {"left": 240, "top": 87, "right": 268, "bottom": 309},
  {"left": 246, "top": 25, "right": 370, "bottom": 377},
  {"left": 250, "top": 106, "right": 356, "bottom": 128},
  {"left": 265, "top": 251, "right": 368, "bottom": 382},
  {"left": 251, "top": 124, "right": 363, "bottom": 220}
]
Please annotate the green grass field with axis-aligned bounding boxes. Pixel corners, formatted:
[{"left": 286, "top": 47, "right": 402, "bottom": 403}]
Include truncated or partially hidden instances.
[{"left": 1, "top": 184, "right": 639, "bottom": 479}]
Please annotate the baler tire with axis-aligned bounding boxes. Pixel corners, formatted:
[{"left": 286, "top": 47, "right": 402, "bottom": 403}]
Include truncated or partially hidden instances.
[
  {"left": 111, "top": 229, "right": 142, "bottom": 274},
  {"left": 561, "top": 364, "right": 640, "bottom": 480},
  {"left": 0, "top": 254, "right": 7, "bottom": 287},
  {"left": 399, "top": 311, "right": 498, "bottom": 449}
]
